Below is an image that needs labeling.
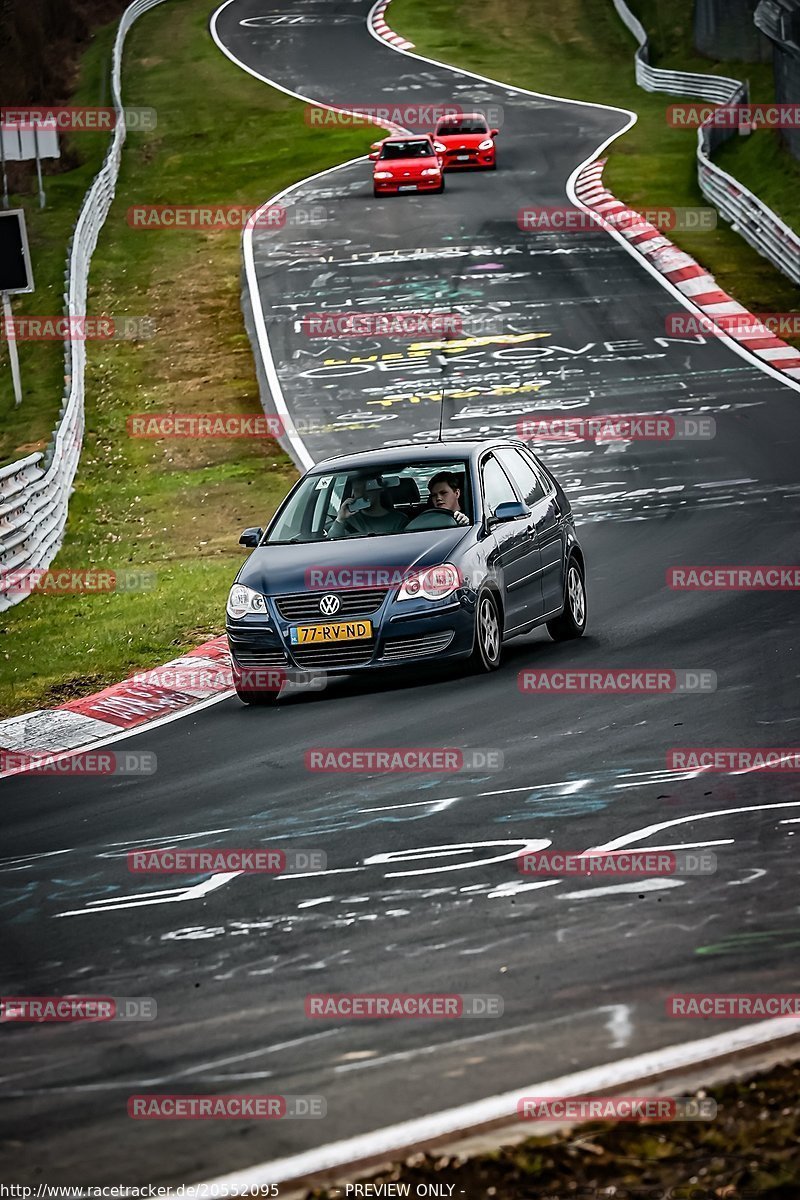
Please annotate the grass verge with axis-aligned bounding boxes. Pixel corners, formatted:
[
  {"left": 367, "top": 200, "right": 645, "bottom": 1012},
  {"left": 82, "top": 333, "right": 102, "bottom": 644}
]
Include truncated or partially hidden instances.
[
  {"left": 633, "top": 0, "right": 800, "bottom": 247},
  {"left": 0, "top": 0, "right": 374, "bottom": 718},
  {"left": 308, "top": 1059, "right": 800, "bottom": 1199},
  {"left": 389, "top": 0, "right": 800, "bottom": 342}
]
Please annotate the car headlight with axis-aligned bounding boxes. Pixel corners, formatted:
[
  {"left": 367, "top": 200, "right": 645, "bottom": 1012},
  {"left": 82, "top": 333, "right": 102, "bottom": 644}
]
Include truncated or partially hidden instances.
[
  {"left": 397, "top": 564, "right": 462, "bottom": 602},
  {"left": 421, "top": 168, "right": 441, "bottom": 176},
  {"left": 478, "top": 138, "right": 494, "bottom": 150},
  {"left": 227, "top": 584, "right": 267, "bottom": 619},
  {"left": 433, "top": 141, "right": 446, "bottom": 152},
  {"left": 374, "top": 171, "right": 393, "bottom": 179}
]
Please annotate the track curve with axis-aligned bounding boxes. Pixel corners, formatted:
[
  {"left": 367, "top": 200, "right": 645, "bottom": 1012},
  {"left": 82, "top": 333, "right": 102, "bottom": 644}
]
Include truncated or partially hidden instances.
[{"left": 2, "top": 0, "right": 799, "bottom": 1184}]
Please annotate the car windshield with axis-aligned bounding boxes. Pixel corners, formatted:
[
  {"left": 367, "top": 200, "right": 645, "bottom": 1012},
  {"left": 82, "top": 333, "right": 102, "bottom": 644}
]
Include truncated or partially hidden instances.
[
  {"left": 380, "top": 140, "right": 433, "bottom": 159},
  {"left": 265, "top": 461, "right": 473, "bottom": 544},
  {"left": 436, "top": 119, "right": 488, "bottom": 135}
]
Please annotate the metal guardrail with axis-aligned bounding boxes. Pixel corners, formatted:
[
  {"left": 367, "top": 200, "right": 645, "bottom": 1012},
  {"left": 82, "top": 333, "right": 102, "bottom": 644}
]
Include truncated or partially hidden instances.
[
  {"left": 613, "top": 0, "right": 800, "bottom": 287},
  {"left": 0, "top": 0, "right": 169, "bottom": 612}
]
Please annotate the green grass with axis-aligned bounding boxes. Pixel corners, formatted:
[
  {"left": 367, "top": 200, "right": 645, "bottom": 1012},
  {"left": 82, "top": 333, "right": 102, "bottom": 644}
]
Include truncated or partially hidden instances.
[
  {"left": 389, "top": 0, "right": 800, "bottom": 336},
  {"left": 633, "top": 0, "right": 800, "bottom": 250},
  {"left": 0, "top": 0, "right": 376, "bottom": 717}
]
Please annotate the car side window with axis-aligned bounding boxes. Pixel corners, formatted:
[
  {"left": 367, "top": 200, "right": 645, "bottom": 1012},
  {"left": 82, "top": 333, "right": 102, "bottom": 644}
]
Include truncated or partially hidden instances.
[
  {"left": 495, "top": 448, "right": 545, "bottom": 506},
  {"left": 481, "top": 454, "right": 518, "bottom": 515},
  {"left": 518, "top": 446, "right": 555, "bottom": 497}
]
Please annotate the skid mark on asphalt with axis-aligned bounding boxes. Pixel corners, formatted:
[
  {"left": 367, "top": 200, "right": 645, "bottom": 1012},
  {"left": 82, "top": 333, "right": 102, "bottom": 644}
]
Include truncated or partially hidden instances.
[
  {"left": 0, "top": 1030, "right": 341, "bottom": 1096},
  {"left": 330, "top": 1003, "right": 635, "bottom": 1075}
]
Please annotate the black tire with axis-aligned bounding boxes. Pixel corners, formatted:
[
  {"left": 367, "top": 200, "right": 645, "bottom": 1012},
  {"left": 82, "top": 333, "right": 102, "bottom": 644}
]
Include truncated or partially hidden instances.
[
  {"left": 468, "top": 589, "right": 503, "bottom": 672},
  {"left": 373, "top": 186, "right": 380, "bottom": 198},
  {"left": 235, "top": 688, "right": 279, "bottom": 706},
  {"left": 435, "top": 180, "right": 445, "bottom": 193},
  {"left": 547, "top": 556, "right": 587, "bottom": 641}
]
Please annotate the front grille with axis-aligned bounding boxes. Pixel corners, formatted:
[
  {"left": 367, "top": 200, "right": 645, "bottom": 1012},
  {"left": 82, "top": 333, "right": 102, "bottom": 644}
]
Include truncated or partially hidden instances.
[
  {"left": 290, "top": 642, "right": 375, "bottom": 669},
  {"left": 382, "top": 631, "right": 455, "bottom": 660},
  {"left": 233, "top": 648, "right": 287, "bottom": 668},
  {"left": 276, "top": 588, "right": 389, "bottom": 622}
]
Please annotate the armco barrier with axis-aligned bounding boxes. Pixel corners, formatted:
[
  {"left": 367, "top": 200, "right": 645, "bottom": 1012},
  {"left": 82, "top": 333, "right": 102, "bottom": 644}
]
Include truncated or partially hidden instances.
[
  {"left": 0, "top": 0, "right": 169, "bottom": 612},
  {"left": 613, "top": 0, "right": 800, "bottom": 287}
]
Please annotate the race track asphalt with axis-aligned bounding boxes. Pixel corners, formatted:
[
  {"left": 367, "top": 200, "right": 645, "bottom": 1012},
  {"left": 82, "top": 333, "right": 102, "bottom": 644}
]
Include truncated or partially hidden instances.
[{"left": 1, "top": 0, "right": 799, "bottom": 1184}]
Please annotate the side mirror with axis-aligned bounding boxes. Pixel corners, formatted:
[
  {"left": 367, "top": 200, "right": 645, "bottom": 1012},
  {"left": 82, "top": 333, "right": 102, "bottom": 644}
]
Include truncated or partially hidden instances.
[
  {"left": 490, "top": 129, "right": 499, "bottom": 137},
  {"left": 437, "top": 155, "right": 444, "bottom": 168},
  {"left": 239, "top": 527, "right": 263, "bottom": 548},
  {"left": 489, "top": 501, "right": 528, "bottom": 526},
  {"left": 369, "top": 142, "right": 383, "bottom": 161}
]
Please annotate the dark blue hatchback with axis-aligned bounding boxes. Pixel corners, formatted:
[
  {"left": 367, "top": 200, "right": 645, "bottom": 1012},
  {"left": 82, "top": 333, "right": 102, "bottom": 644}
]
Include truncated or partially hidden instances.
[{"left": 226, "top": 439, "right": 586, "bottom": 703}]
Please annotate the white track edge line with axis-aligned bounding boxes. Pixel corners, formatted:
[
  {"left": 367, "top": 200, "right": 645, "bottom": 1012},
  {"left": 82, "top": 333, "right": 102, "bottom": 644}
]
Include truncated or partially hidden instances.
[
  {"left": 191, "top": 1018, "right": 800, "bottom": 1187},
  {"left": 210, "top": 0, "right": 417, "bottom": 472},
  {"left": 0, "top": 689, "right": 236, "bottom": 782}
]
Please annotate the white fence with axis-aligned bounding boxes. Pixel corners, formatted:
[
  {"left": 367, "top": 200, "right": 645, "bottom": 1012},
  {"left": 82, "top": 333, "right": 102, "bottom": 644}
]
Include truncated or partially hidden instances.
[
  {"left": 0, "top": 0, "right": 169, "bottom": 612},
  {"left": 613, "top": 0, "right": 800, "bottom": 286}
]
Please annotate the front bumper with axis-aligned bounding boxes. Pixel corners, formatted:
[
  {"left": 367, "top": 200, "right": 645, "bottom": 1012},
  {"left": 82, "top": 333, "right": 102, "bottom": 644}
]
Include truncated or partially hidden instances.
[
  {"left": 373, "top": 176, "right": 443, "bottom": 194},
  {"left": 227, "top": 591, "right": 475, "bottom": 679},
  {"left": 441, "top": 150, "right": 495, "bottom": 169}
]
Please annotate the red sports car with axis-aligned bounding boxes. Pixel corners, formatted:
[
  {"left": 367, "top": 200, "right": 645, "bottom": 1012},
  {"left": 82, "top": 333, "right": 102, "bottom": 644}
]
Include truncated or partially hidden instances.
[
  {"left": 370, "top": 135, "right": 445, "bottom": 196},
  {"left": 432, "top": 112, "right": 498, "bottom": 170}
]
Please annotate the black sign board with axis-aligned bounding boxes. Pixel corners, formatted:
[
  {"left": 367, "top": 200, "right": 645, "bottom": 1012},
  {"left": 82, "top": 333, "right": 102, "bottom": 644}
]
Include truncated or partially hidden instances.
[{"left": 0, "top": 209, "right": 34, "bottom": 294}]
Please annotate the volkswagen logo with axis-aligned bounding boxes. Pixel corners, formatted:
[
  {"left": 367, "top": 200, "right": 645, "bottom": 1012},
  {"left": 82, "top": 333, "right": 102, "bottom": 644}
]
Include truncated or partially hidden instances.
[{"left": 320, "top": 594, "right": 341, "bottom": 616}]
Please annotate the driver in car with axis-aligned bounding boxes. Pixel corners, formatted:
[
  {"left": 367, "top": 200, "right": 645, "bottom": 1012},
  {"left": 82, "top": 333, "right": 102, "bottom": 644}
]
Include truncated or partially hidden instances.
[
  {"left": 329, "top": 474, "right": 409, "bottom": 538},
  {"left": 427, "top": 472, "right": 470, "bottom": 525}
]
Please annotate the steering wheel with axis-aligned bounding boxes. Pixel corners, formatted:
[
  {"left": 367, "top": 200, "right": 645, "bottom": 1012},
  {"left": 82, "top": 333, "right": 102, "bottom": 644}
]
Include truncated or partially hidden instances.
[{"left": 405, "top": 510, "right": 460, "bottom": 531}]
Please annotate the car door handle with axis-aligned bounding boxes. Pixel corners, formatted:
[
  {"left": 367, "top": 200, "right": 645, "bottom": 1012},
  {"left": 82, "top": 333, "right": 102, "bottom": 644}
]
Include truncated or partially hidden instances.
[{"left": 525, "top": 523, "right": 537, "bottom": 538}]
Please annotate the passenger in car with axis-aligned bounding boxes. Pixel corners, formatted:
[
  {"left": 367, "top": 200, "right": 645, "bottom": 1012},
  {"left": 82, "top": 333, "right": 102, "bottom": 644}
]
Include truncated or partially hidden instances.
[
  {"left": 329, "top": 475, "right": 409, "bottom": 538},
  {"left": 427, "top": 472, "right": 470, "bottom": 525}
]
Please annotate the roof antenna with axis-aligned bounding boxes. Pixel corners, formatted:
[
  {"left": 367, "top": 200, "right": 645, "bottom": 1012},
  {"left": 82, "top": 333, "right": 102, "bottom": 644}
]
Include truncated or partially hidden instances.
[{"left": 435, "top": 330, "right": 453, "bottom": 443}]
